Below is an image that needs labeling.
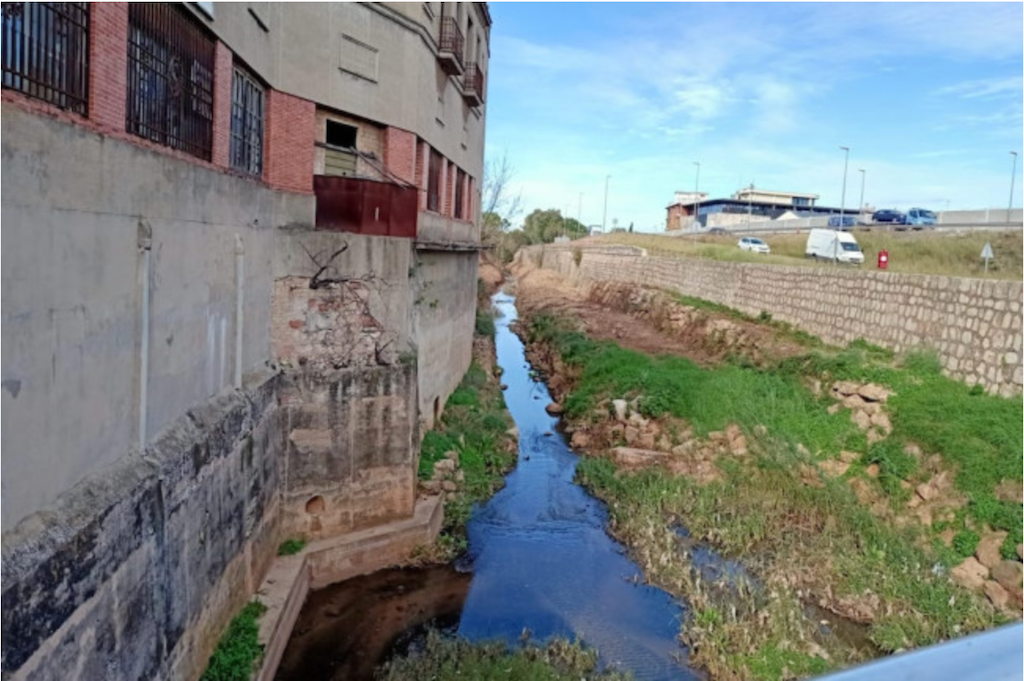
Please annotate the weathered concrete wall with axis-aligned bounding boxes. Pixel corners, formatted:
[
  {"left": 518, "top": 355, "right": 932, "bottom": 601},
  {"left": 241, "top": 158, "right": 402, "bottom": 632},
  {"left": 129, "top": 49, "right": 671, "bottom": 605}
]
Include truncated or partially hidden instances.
[
  {"left": 1, "top": 374, "right": 284, "bottom": 681},
  {"left": 413, "top": 251, "right": 479, "bottom": 428},
  {"left": 1, "top": 105, "right": 312, "bottom": 530},
  {"left": 522, "top": 245, "right": 1024, "bottom": 395},
  {"left": 279, "top": 365, "right": 418, "bottom": 540}
]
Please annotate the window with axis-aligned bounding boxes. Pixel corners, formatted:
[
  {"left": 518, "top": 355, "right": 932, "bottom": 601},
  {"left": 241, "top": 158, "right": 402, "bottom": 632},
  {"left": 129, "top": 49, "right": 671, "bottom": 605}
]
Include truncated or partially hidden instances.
[
  {"left": 793, "top": 196, "right": 810, "bottom": 207},
  {"left": 1, "top": 2, "right": 89, "bottom": 114},
  {"left": 230, "top": 66, "right": 263, "bottom": 176},
  {"left": 326, "top": 120, "right": 357, "bottom": 148},
  {"left": 323, "top": 120, "right": 358, "bottom": 176},
  {"left": 454, "top": 168, "right": 465, "bottom": 219},
  {"left": 126, "top": 3, "right": 216, "bottom": 160},
  {"left": 427, "top": 148, "right": 442, "bottom": 212}
]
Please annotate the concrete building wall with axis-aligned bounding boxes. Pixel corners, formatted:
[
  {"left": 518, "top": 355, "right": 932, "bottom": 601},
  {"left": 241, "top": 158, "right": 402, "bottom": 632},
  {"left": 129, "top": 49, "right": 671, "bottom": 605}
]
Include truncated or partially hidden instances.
[
  {"left": 0, "top": 105, "right": 313, "bottom": 530},
  {"left": 413, "top": 251, "right": 479, "bottom": 428},
  {"left": 523, "top": 245, "right": 1024, "bottom": 396}
]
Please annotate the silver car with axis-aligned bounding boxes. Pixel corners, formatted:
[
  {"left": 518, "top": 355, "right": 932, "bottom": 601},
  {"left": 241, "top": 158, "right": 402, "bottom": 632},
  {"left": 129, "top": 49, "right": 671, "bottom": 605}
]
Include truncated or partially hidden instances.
[{"left": 738, "top": 237, "right": 770, "bottom": 254}]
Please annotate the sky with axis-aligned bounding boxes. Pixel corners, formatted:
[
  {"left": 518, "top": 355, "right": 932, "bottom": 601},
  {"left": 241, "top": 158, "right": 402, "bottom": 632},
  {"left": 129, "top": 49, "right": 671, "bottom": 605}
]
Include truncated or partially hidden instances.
[{"left": 483, "top": 2, "right": 1024, "bottom": 232}]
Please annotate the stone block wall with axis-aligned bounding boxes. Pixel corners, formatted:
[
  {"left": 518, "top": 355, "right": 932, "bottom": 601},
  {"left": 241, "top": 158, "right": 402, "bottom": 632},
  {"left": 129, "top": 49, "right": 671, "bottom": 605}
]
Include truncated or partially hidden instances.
[{"left": 524, "top": 245, "right": 1024, "bottom": 395}]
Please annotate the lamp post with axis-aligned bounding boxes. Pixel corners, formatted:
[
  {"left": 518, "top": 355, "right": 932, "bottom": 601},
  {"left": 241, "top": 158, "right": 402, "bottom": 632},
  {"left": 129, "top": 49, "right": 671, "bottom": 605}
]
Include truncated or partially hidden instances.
[
  {"left": 1009, "top": 151, "right": 1019, "bottom": 225},
  {"left": 602, "top": 175, "right": 610, "bottom": 232},
  {"left": 858, "top": 169, "right": 866, "bottom": 218},
  {"left": 837, "top": 146, "right": 849, "bottom": 262}
]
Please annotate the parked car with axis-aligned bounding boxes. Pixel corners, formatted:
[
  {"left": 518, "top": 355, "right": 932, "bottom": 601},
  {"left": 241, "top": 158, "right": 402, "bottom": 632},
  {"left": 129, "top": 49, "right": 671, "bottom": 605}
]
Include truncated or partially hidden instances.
[
  {"left": 905, "top": 207, "right": 937, "bottom": 228},
  {"left": 872, "top": 209, "right": 906, "bottom": 224},
  {"left": 805, "top": 228, "right": 864, "bottom": 264},
  {"left": 737, "top": 237, "right": 770, "bottom": 254},
  {"left": 708, "top": 227, "right": 728, "bottom": 235},
  {"left": 827, "top": 215, "right": 857, "bottom": 230}
]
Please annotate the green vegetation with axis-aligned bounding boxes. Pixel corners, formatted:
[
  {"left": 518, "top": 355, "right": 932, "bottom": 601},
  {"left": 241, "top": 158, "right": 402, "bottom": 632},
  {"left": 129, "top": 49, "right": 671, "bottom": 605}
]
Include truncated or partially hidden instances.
[
  {"left": 201, "top": 601, "right": 267, "bottom": 681},
  {"left": 419, "top": 362, "right": 517, "bottom": 553},
  {"left": 277, "top": 538, "right": 306, "bottom": 556},
  {"left": 525, "top": 308, "right": 1017, "bottom": 679},
  {"left": 600, "top": 230, "right": 1023, "bottom": 280},
  {"left": 378, "top": 630, "right": 630, "bottom": 681},
  {"left": 475, "top": 309, "right": 496, "bottom": 337}
]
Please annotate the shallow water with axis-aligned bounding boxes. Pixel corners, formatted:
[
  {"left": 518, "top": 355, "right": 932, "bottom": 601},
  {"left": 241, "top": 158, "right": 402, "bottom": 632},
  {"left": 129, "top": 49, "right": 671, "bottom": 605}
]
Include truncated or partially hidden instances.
[{"left": 277, "top": 291, "right": 697, "bottom": 680}]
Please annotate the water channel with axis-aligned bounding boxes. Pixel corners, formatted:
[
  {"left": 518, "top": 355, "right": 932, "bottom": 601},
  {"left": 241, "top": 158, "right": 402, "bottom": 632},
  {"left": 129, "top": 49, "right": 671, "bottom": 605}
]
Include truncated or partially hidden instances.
[{"left": 277, "top": 291, "right": 697, "bottom": 680}]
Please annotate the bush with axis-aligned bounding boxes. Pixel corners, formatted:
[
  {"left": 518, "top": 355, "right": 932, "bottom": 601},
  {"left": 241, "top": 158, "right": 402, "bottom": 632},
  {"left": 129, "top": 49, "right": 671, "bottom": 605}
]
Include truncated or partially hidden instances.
[
  {"left": 952, "top": 530, "right": 981, "bottom": 559},
  {"left": 201, "top": 601, "right": 267, "bottom": 681},
  {"left": 475, "top": 310, "right": 496, "bottom": 337},
  {"left": 277, "top": 538, "right": 305, "bottom": 556}
]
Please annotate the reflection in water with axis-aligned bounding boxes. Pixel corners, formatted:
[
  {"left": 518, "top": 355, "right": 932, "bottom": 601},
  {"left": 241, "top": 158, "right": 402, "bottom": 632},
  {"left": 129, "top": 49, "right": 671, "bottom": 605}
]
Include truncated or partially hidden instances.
[{"left": 277, "top": 291, "right": 697, "bottom": 681}]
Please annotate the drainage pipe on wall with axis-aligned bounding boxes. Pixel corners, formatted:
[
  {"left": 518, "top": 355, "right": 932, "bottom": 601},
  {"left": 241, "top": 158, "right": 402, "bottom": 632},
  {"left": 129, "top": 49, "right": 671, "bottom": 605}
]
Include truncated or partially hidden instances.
[
  {"left": 234, "top": 234, "right": 245, "bottom": 389},
  {"left": 138, "top": 219, "right": 153, "bottom": 448}
]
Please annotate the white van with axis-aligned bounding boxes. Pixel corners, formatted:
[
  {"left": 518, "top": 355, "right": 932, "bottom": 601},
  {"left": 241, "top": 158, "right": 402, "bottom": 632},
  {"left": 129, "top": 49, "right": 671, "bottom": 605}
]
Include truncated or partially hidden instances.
[{"left": 805, "top": 229, "right": 864, "bottom": 265}]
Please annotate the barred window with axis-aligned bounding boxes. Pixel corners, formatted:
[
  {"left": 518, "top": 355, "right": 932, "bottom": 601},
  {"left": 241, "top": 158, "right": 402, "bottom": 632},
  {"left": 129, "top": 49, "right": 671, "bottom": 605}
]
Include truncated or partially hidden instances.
[
  {"left": 454, "top": 168, "right": 465, "bottom": 219},
  {"left": 1, "top": 2, "right": 89, "bottom": 114},
  {"left": 230, "top": 67, "right": 264, "bottom": 176},
  {"left": 126, "top": 3, "right": 215, "bottom": 160}
]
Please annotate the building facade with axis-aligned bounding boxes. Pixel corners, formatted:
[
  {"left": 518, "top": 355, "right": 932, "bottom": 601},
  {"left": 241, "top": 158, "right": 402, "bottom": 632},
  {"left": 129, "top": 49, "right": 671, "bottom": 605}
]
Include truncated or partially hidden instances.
[{"left": 1, "top": 3, "right": 490, "bottom": 680}]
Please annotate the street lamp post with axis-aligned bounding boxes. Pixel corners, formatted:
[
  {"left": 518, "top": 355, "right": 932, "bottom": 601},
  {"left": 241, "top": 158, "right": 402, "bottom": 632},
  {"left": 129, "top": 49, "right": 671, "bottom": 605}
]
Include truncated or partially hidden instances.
[
  {"left": 838, "top": 146, "right": 850, "bottom": 262},
  {"left": 602, "top": 175, "right": 610, "bottom": 232},
  {"left": 858, "top": 169, "right": 866, "bottom": 218},
  {"left": 1009, "top": 152, "right": 1019, "bottom": 225},
  {"left": 693, "top": 161, "right": 701, "bottom": 232}
]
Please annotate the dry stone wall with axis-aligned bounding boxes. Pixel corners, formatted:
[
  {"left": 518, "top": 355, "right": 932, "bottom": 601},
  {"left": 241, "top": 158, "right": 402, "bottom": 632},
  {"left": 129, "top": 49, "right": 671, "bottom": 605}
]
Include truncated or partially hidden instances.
[{"left": 524, "top": 245, "right": 1023, "bottom": 396}]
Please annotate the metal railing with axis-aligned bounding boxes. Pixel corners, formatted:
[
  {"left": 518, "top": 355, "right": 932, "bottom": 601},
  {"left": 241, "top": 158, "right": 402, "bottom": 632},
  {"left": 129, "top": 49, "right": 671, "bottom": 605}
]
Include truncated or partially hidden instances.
[
  {"left": 1, "top": 2, "right": 89, "bottom": 114},
  {"left": 438, "top": 15, "right": 464, "bottom": 70},
  {"left": 464, "top": 61, "right": 484, "bottom": 102},
  {"left": 126, "top": 3, "right": 215, "bottom": 161}
]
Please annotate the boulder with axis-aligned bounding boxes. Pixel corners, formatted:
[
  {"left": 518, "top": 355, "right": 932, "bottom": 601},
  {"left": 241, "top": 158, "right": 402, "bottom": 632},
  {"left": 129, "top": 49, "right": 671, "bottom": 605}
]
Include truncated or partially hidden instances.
[
  {"left": 865, "top": 463, "right": 880, "bottom": 478},
  {"left": 442, "top": 480, "right": 458, "bottom": 493},
  {"left": 612, "top": 447, "right": 669, "bottom": 469},
  {"left": 976, "top": 531, "right": 1009, "bottom": 569},
  {"left": 984, "top": 580, "right": 1010, "bottom": 610},
  {"left": 728, "top": 435, "right": 748, "bottom": 456},
  {"left": 819, "top": 460, "right": 850, "bottom": 478},
  {"left": 570, "top": 431, "right": 590, "bottom": 449},
  {"left": 859, "top": 401, "right": 882, "bottom": 415},
  {"left": 870, "top": 411, "right": 892, "bottom": 433},
  {"left": 624, "top": 426, "right": 640, "bottom": 445},
  {"left": 725, "top": 423, "right": 743, "bottom": 442},
  {"left": 951, "top": 557, "right": 989, "bottom": 591},
  {"left": 445, "top": 450, "right": 460, "bottom": 464},
  {"left": 433, "top": 458, "right": 456, "bottom": 474},
  {"left": 612, "top": 399, "right": 629, "bottom": 422},
  {"left": 916, "top": 481, "right": 939, "bottom": 502},
  {"left": 990, "top": 560, "right": 1024, "bottom": 598},
  {"left": 858, "top": 383, "right": 891, "bottom": 402},
  {"left": 545, "top": 402, "right": 564, "bottom": 415},
  {"left": 419, "top": 480, "right": 442, "bottom": 495},
  {"left": 843, "top": 394, "right": 867, "bottom": 410},
  {"left": 832, "top": 380, "right": 860, "bottom": 396},
  {"left": 839, "top": 450, "right": 860, "bottom": 464},
  {"left": 851, "top": 409, "right": 872, "bottom": 431}
]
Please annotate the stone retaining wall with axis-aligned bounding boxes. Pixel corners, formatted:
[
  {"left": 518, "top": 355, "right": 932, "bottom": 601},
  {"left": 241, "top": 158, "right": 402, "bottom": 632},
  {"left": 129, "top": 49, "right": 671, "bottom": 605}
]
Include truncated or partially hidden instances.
[{"left": 522, "top": 245, "right": 1023, "bottom": 396}]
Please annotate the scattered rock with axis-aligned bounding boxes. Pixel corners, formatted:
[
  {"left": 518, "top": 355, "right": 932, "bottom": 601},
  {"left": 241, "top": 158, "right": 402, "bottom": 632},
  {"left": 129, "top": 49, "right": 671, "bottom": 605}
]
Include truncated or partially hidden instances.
[
  {"left": 976, "top": 531, "right": 1009, "bottom": 569},
  {"left": 839, "top": 450, "right": 860, "bottom": 464},
  {"left": 827, "top": 403, "right": 842, "bottom": 415},
  {"left": 859, "top": 401, "right": 882, "bottom": 416},
  {"left": 858, "top": 383, "right": 891, "bottom": 402},
  {"left": 820, "top": 460, "right": 850, "bottom": 478},
  {"left": 951, "top": 557, "right": 989, "bottom": 591},
  {"left": 419, "top": 480, "right": 442, "bottom": 495},
  {"left": 866, "top": 429, "right": 886, "bottom": 445},
  {"left": 903, "top": 443, "right": 922, "bottom": 458},
  {"left": 990, "top": 560, "right": 1024, "bottom": 599},
  {"left": 913, "top": 505, "right": 933, "bottom": 527},
  {"left": 728, "top": 435, "right": 748, "bottom": 456},
  {"left": 753, "top": 424, "right": 768, "bottom": 437},
  {"left": 725, "top": 424, "right": 743, "bottom": 442},
  {"left": 938, "top": 528, "right": 956, "bottom": 547},
  {"left": 835, "top": 591, "right": 880, "bottom": 623},
  {"left": 628, "top": 412, "right": 649, "bottom": 428},
  {"left": 984, "top": 580, "right": 1010, "bottom": 610},
  {"left": 570, "top": 431, "right": 590, "bottom": 448},
  {"left": 624, "top": 425, "right": 640, "bottom": 445},
  {"left": 851, "top": 410, "right": 872, "bottom": 431},
  {"left": 441, "top": 480, "right": 458, "bottom": 493},
  {"left": 545, "top": 402, "right": 564, "bottom": 415},
  {"left": 843, "top": 394, "right": 867, "bottom": 410},
  {"left": 849, "top": 477, "right": 875, "bottom": 504},
  {"left": 638, "top": 431, "right": 658, "bottom": 450},
  {"left": 995, "top": 480, "right": 1024, "bottom": 504},
  {"left": 445, "top": 450, "right": 460, "bottom": 464},
  {"left": 708, "top": 430, "right": 727, "bottom": 443},
  {"left": 865, "top": 463, "right": 880, "bottom": 478},
  {"left": 612, "top": 399, "right": 629, "bottom": 422},
  {"left": 796, "top": 443, "right": 810, "bottom": 457},
  {"left": 612, "top": 447, "right": 670, "bottom": 469},
  {"left": 506, "top": 426, "right": 519, "bottom": 440},
  {"left": 870, "top": 411, "right": 892, "bottom": 433},
  {"left": 455, "top": 470, "right": 465, "bottom": 483},
  {"left": 799, "top": 464, "right": 823, "bottom": 488}
]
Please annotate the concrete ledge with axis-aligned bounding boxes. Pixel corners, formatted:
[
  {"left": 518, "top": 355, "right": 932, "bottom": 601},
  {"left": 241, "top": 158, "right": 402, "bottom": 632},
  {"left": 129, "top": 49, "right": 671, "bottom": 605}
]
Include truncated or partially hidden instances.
[{"left": 254, "top": 495, "right": 445, "bottom": 681}]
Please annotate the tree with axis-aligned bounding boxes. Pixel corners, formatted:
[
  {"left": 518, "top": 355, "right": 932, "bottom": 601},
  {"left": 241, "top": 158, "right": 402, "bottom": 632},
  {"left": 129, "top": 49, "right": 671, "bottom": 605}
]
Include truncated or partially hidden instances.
[
  {"left": 522, "top": 209, "right": 588, "bottom": 244},
  {"left": 482, "top": 150, "right": 523, "bottom": 225}
]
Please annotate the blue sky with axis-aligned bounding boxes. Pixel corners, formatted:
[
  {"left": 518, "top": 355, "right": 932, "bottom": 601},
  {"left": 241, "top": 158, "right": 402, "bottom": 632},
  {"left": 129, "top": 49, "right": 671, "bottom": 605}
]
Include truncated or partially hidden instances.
[{"left": 484, "top": 2, "right": 1024, "bottom": 232}]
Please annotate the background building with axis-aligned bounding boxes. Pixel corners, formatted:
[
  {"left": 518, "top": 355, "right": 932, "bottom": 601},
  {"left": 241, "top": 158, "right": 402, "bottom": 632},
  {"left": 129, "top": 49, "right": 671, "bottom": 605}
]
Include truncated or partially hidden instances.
[{"left": 1, "top": 3, "right": 490, "bottom": 679}]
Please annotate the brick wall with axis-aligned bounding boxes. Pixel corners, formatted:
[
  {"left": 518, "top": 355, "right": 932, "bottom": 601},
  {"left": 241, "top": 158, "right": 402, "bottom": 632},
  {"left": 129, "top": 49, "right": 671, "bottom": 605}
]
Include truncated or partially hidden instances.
[
  {"left": 265, "top": 90, "right": 315, "bottom": 193},
  {"left": 211, "top": 41, "right": 233, "bottom": 169},
  {"left": 88, "top": 2, "right": 128, "bottom": 133},
  {"left": 383, "top": 126, "right": 417, "bottom": 185},
  {"left": 525, "top": 245, "right": 1024, "bottom": 396}
]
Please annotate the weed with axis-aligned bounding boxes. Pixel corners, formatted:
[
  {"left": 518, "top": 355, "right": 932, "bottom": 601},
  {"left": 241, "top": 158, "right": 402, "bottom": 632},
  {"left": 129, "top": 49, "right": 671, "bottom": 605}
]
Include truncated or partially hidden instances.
[
  {"left": 952, "top": 530, "right": 980, "bottom": 558},
  {"left": 475, "top": 309, "right": 496, "bottom": 337},
  {"left": 277, "top": 538, "right": 305, "bottom": 556},
  {"left": 572, "top": 247, "right": 583, "bottom": 267},
  {"left": 200, "top": 601, "right": 267, "bottom": 681}
]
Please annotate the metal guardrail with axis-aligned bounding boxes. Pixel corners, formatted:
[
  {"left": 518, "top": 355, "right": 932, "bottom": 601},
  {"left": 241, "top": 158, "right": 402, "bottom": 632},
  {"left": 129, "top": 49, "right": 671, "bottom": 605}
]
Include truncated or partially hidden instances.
[{"left": 817, "top": 622, "right": 1023, "bottom": 681}]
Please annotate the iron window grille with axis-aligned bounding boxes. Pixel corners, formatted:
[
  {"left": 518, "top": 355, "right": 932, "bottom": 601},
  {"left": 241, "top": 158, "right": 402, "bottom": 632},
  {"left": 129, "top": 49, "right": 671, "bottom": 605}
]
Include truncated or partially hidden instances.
[
  {"left": 427, "top": 148, "right": 442, "bottom": 212},
  {"left": 230, "top": 66, "right": 263, "bottom": 176},
  {"left": 126, "top": 3, "right": 215, "bottom": 160},
  {"left": 1, "top": 2, "right": 89, "bottom": 114},
  {"left": 454, "top": 168, "right": 464, "bottom": 219}
]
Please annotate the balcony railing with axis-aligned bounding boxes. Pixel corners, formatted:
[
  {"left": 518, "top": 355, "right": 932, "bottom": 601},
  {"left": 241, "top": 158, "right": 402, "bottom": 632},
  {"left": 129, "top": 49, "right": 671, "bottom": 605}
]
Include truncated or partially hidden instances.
[
  {"left": 314, "top": 175, "right": 418, "bottom": 238},
  {"left": 462, "top": 61, "right": 484, "bottom": 107},
  {"left": 437, "top": 15, "right": 464, "bottom": 75}
]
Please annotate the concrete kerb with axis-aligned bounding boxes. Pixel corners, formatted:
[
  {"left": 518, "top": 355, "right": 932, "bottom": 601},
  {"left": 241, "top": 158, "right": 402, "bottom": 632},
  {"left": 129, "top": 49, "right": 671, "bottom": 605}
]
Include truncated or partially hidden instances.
[{"left": 253, "top": 494, "right": 445, "bottom": 681}]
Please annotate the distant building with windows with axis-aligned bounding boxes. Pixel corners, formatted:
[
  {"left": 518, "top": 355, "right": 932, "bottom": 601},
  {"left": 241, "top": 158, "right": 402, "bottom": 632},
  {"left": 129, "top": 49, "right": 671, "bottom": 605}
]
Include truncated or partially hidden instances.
[{"left": 666, "top": 185, "right": 844, "bottom": 230}]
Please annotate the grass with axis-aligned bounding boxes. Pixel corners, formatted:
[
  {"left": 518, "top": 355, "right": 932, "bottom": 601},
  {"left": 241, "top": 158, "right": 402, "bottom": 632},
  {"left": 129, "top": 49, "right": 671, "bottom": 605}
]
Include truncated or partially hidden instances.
[
  {"left": 200, "top": 601, "right": 268, "bottom": 681},
  {"left": 525, "top": 309, "right": 1017, "bottom": 679},
  {"left": 419, "top": 361, "right": 517, "bottom": 554},
  {"left": 597, "top": 230, "right": 1023, "bottom": 280},
  {"left": 277, "top": 538, "right": 306, "bottom": 556},
  {"left": 377, "top": 630, "right": 630, "bottom": 681}
]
